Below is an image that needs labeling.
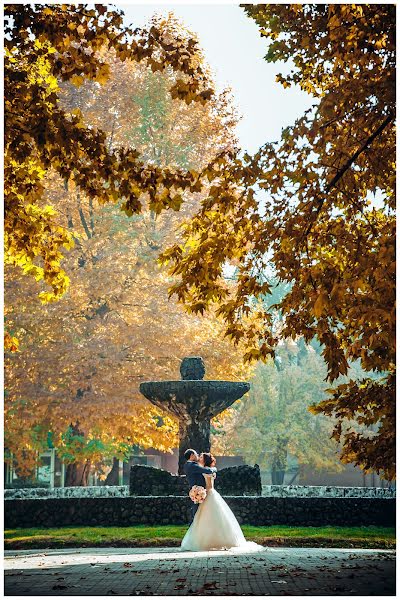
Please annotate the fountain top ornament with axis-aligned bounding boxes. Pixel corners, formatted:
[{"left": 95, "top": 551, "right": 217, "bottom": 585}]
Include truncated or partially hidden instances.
[
  {"left": 139, "top": 357, "right": 250, "bottom": 473},
  {"left": 180, "top": 356, "right": 206, "bottom": 380}
]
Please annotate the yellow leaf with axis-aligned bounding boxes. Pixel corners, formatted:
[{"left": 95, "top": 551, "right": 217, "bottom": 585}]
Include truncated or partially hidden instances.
[
  {"left": 70, "top": 75, "right": 84, "bottom": 87},
  {"left": 313, "top": 292, "right": 328, "bottom": 318}
]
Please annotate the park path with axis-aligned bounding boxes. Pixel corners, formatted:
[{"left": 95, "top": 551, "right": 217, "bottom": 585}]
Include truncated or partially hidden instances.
[{"left": 5, "top": 546, "right": 395, "bottom": 596}]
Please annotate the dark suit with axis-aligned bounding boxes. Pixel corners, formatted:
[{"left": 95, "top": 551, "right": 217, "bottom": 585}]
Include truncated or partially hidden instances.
[{"left": 184, "top": 461, "right": 216, "bottom": 522}]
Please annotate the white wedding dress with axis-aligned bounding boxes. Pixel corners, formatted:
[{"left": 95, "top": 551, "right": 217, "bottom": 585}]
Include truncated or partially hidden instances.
[{"left": 181, "top": 473, "right": 265, "bottom": 552}]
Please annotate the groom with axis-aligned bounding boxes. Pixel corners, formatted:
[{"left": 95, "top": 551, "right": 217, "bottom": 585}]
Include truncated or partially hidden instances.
[{"left": 184, "top": 448, "right": 217, "bottom": 522}]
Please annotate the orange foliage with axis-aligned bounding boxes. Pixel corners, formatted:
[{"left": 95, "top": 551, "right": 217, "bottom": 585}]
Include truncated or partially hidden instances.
[{"left": 5, "top": 27, "right": 251, "bottom": 476}]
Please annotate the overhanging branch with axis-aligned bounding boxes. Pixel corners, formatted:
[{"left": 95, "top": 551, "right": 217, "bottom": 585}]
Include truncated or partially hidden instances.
[{"left": 303, "top": 112, "right": 394, "bottom": 239}]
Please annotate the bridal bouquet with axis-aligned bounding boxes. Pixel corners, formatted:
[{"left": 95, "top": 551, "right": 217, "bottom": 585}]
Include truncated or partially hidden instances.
[{"left": 189, "top": 485, "right": 207, "bottom": 504}]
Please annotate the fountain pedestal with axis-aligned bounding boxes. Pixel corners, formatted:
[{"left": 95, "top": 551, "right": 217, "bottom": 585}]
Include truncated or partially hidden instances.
[
  {"left": 179, "top": 420, "right": 211, "bottom": 463},
  {"left": 139, "top": 357, "right": 250, "bottom": 473}
]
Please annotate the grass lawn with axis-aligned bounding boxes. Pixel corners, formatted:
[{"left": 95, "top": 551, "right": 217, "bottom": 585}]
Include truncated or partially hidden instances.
[{"left": 5, "top": 525, "right": 395, "bottom": 550}]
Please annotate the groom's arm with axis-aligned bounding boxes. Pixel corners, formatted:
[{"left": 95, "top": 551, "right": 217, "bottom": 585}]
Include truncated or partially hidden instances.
[{"left": 192, "top": 463, "right": 216, "bottom": 474}]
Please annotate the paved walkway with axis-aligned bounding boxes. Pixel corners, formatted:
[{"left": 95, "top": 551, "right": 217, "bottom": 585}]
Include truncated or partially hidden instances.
[{"left": 5, "top": 547, "right": 395, "bottom": 596}]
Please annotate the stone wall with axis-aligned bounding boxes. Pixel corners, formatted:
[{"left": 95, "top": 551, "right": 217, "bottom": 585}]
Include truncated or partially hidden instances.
[
  {"left": 261, "top": 485, "right": 396, "bottom": 498},
  {"left": 216, "top": 465, "right": 262, "bottom": 496},
  {"left": 5, "top": 486, "right": 129, "bottom": 500},
  {"left": 5, "top": 483, "right": 395, "bottom": 501},
  {"left": 5, "top": 496, "right": 395, "bottom": 529},
  {"left": 130, "top": 465, "right": 187, "bottom": 496},
  {"left": 129, "top": 464, "right": 262, "bottom": 496}
]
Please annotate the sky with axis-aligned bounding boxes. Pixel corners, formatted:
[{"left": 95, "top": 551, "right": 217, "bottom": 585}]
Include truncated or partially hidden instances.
[{"left": 116, "top": 3, "right": 314, "bottom": 153}]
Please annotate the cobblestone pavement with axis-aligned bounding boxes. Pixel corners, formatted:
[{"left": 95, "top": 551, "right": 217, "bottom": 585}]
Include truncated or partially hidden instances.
[{"left": 5, "top": 546, "right": 395, "bottom": 596}]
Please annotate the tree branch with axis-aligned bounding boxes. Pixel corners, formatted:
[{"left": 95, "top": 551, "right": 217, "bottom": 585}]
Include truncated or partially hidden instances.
[
  {"left": 327, "top": 113, "right": 394, "bottom": 193},
  {"left": 76, "top": 190, "right": 92, "bottom": 240},
  {"left": 303, "top": 112, "right": 394, "bottom": 239}
]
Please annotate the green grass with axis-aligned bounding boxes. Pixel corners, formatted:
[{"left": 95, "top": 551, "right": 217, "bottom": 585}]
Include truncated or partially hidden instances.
[{"left": 4, "top": 525, "right": 395, "bottom": 550}]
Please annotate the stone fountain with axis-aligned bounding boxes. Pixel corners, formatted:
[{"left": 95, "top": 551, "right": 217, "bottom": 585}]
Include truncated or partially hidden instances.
[{"left": 139, "top": 357, "right": 250, "bottom": 473}]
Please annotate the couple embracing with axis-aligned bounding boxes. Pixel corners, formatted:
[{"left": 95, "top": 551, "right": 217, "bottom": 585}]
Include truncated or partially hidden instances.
[{"left": 181, "top": 448, "right": 264, "bottom": 553}]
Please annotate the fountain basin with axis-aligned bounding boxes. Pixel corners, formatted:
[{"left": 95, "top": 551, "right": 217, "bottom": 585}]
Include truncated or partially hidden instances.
[{"left": 139, "top": 380, "right": 250, "bottom": 419}]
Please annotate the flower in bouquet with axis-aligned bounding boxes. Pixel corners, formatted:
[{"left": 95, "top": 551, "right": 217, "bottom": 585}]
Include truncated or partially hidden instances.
[{"left": 189, "top": 485, "right": 207, "bottom": 504}]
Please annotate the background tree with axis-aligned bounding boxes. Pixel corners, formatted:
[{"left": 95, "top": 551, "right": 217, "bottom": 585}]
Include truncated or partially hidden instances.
[
  {"left": 212, "top": 343, "right": 380, "bottom": 484},
  {"left": 5, "top": 25, "right": 249, "bottom": 482},
  {"left": 162, "top": 4, "right": 395, "bottom": 479},
  {"left": 212, "top": 277, "right": 368, "bottom": 482},
  {"left": 4, "top": 4, "right": 214, "bottom": 306}
]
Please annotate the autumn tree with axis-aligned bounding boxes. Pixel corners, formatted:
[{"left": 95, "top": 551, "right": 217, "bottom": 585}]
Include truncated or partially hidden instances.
[
  {"left": 162, "top": 5, "right": 395, "bottom": 479},
  {"left": 213, "top": 280, "right": 345, "bottom": 481},
  {"left": 213, "top": 343, "right": 381, "bottom": 484},
  {"left": 4, "top": 3, "right": 215, "bottom": 312},
  {"left": 5, "top": 25, "right": 250, "bottom": 483}
]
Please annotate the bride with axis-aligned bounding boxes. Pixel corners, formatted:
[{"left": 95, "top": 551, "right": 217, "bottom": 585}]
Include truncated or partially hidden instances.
[{"left": 181, "top": 452, "right": 265, "bottom": 552}]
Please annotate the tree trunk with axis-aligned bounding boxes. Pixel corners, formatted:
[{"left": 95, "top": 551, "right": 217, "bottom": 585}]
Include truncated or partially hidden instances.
[
  {"left": 271, "top": 468, "right": 286, "bottom": 485},
  {"left": 271, "top": 436, "right": 289, "bottom": 485},
  {"left": 64, "top": 460, "right": 91, "bottom": 486},
  {"left": 64, "top": 422, "right": 91, "bottom": 486},
  {"left": 287, "top": 468, "right": 299, "bottom": 485},
  {"left": 104, "top": 458, "right": 120, "bottom": 485},
  {"left": 178, "top": 420, "right": 211, "bottom": 475}
]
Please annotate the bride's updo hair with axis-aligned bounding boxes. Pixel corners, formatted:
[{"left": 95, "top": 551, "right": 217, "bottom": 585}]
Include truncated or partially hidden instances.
[{"left": 202, "top": 452, "right": 216, "bottom": 467}]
